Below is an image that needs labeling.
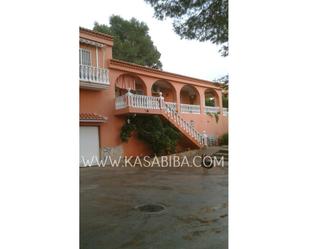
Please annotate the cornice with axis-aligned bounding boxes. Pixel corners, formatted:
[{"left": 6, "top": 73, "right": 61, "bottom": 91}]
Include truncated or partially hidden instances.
[
  {"left": 109, "top": 59, "right": 222, "bottom": 90},
  {"left": 79, "top": 27, "right": 113, "bottom": 42}
]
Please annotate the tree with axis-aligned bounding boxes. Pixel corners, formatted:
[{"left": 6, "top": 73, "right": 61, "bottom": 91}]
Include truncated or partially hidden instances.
[
  {"left": 94, "top": 15, "right": 163, "bottom": 69},
  {"left": 145, "top": 0, "right": 228, "bottom": 56}
]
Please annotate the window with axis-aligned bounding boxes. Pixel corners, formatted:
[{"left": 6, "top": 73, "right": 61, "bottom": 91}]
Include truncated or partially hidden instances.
[{"left": 79, "top": 49, "right": 91, "bottom": 66}]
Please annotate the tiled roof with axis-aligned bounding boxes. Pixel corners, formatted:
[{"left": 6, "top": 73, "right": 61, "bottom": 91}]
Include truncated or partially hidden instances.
[
  {"left": 109, "top": 59, "right": 222, "bottom": 89},
  {"left": 80, "top": 113, "right": 107, "bottom": 122},
  {"left": 79, "top": 27, "right": 113, "bottom": 41}
]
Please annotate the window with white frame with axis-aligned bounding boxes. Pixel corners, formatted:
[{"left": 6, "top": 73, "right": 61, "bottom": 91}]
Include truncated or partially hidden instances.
[{"left": 79, "top": 49, "right": 91, "bottom": 66}]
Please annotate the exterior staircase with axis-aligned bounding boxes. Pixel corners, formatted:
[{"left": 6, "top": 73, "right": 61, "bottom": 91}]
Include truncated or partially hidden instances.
[
  {"left": 210, "top": 145, "right": 228, "bottom": 166},
  {"left": 115, "top": 92, "right": 207, "bottom": 148}
]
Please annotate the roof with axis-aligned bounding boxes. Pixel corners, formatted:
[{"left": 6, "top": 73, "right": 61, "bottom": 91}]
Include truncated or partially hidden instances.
[
  {"left": 80, "top": 113, "right": 108, "bottom": 122},
  {"left": 79, "top": 27, "right": 113, "bottom": 41},
  {"left": 109, "top": 59, "right": 222, "bottom": 90}
]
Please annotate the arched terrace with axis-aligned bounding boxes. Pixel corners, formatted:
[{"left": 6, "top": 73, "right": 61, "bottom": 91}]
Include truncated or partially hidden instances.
[
  {"left": 151, "top": 80, "right": 177, "bottom": 111},
  {"left": 204, "top": 89, "right": 220, "bottom": 114},
  {"left": 115, "top": 73, "right": 147, "bottom": 97},
  {"left": 115, "top": 74, "right": 151, "bottom": 110},
  {"left": 180, "top": 85, "right": 201, "bottom": 114}
]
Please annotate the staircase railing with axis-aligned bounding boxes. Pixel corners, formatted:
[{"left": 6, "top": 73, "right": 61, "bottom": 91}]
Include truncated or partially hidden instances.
[
  {"left": 115, "top": 92, "right": 207, "bottom": 146},
  {"left": 163, "top": 104, "right": 206, "bottom": 146}
]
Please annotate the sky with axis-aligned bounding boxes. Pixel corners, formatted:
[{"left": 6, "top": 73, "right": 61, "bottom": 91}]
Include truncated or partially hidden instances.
[{"left": 79, "top": 0, "right": 228, "bottom": 81}]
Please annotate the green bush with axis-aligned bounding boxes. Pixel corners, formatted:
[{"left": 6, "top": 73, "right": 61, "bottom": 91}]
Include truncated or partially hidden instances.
[
  {"left": 205, "top": 98, "right": 215, "bottom": 106},
  {"left": 120, "top": 115, "right": 181, "bottom": 155},
  {"left": 219, "top": 133, "right": 228, "bottom": 145},
  {"left": 222, "top": 95, "right": 228, "bottom": 108}
]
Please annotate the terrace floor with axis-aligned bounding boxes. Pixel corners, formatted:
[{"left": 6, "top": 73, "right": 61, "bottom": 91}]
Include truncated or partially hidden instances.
[{"left": 80, "top": 156, "right": 228, "bottom": 249}]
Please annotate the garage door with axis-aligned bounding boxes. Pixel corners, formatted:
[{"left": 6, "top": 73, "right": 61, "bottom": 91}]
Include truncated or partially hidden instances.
[{"left": 80, "top": 126, "right": 99, "bottom": 166}]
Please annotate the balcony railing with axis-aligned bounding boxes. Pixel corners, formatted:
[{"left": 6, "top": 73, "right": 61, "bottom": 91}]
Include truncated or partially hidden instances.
[
  {"left": 180, "top": 104, "right": 201, "bottom": 114},
  {"left": 79, "top": 64, "right": 109, "bottom": 85},
  {"left": 165, "top": 102, "right": 177, "bottom": 112},
  {"left": 115, "top": 93, "right": 162, "bottom": 110},
  {"left": 205, "top": 106, "right": 220, "bottom": 114},
  {"left": 223, "top": 107, "right": 228, "bottom": 116}
]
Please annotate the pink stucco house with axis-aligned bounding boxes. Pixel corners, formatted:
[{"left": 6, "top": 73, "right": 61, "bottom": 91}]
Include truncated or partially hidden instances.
[{"left": 79, "top": 27, "right": 228, "bottom": 163}]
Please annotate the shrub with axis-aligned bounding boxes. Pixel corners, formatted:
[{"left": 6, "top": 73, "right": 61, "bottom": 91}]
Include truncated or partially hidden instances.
[{"left": 219, "top": 133, "right": 228, "bottom": 145}]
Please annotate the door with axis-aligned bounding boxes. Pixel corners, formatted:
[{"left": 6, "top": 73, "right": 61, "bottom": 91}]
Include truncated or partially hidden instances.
[{"left": 80, "top": 126, "right": 99, "bottom": 166}]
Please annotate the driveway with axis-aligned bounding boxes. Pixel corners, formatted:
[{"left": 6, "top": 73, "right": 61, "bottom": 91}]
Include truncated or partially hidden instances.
[{"left": 80, "top": 163, "right": 228, "bottom": 249}]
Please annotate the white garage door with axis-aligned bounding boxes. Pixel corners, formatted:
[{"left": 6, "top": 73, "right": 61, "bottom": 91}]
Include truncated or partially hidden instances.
[{"left": 80, "top": 126, "right": 99, "bottom": 166}]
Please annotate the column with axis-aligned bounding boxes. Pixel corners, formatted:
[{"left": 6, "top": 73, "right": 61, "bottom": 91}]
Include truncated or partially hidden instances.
[
  {"left": 216, "top": 89, "right": 223, "bottom": 115},
  {"left": 198, "top": 88, "right": 205, "bottom": 114}
]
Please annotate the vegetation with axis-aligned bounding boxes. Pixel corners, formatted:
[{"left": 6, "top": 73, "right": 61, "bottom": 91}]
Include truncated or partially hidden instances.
[
  {"left": 120, "top": 115, "right": 181, "bottom": 155},
  {"left": 94, "top": 15, "right": 162, "bottom": 69},
  {"left": 205, "top": 98, "right": 215, "bottom": 107},
  {"left": 145, "top": 0, "right": 228, "bottom": 56},
  {"left": 222, "top": 95, "right": 228, "bottom": 108},
  {"left": 219, "top": 133, "right": 228, "bottom": 145},
  {"left": 206, "top": 112, "right": 219, "bottom": 123}
]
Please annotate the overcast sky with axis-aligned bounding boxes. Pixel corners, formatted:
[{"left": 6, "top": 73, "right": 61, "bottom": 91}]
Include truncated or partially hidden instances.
[{"left": 79, "top": 0, "right": 228, "bottom": 81}]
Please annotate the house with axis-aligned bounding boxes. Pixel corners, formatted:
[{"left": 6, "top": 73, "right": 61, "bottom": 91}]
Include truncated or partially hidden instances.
[{"left": 79, "top": 27, "right": 228, "bottom": 164}]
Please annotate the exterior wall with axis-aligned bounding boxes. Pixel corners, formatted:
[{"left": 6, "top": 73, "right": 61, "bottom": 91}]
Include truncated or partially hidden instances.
[{"left": 79, "top": 28, "right": 228, "bottom": 158}]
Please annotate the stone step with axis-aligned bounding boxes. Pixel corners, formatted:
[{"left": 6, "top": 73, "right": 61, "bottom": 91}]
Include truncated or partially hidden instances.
[
  {"left": 217, "top": 149, "right": 228, "bottom": 154},
  {"left": 208, "top": 156, "right": 228, "bottom": 162},
  {"left": 213, "top": 152, "right": 228, "bottom": 156}
]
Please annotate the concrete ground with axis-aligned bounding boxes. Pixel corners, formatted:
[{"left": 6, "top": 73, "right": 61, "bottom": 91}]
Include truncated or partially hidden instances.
[{"left": 80, "top": 155, "right": 228, "bottom": 249}]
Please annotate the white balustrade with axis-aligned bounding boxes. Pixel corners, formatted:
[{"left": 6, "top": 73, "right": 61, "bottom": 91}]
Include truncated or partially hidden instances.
[
  {"left": 165, "top": 102, "right": 177, "bottom": 112},
  {"left": 205, "top": 106, "right": 220, "bottom": 114},
  {"left": 164, "top": 103, "right": 206, "bottom": 146},
  {"left": 115, "top": 95, "right": 128, "bottom": 110},
  {"left": 115, "top": 92, "right": 162, "bottom": 110},
  {"left": 223, "top": 107, "right": 228, "bottom": 116},
  {"left": 180, "top": 104, "right": 201, "bottom": 114},
  {"left": 79, "top": 64, "right": 109, "bottom": 85}
]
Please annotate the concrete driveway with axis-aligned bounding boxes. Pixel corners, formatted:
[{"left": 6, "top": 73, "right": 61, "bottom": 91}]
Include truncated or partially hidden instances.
[{"left": 80, "top": 164, "right": 228, "bottom": 249}]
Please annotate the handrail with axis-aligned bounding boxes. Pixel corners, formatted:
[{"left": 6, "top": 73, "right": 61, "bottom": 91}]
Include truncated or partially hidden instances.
[
  {"left": 180, "top": 103, "right": 201, "bottom": 114},
  {"left": 205, "top": 106, "right": 220, "bottom": 113},
  {"left": 164, "top": 105, "right": 206, "bottom": 146}
]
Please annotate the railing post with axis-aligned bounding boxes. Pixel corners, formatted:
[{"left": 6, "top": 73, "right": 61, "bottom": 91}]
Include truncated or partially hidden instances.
[
  {"left": 203, "top": 131, "right": 208, "bottom": 146},
  {"left": 159, "top": 92, "right": 164, "bottom": 109},
  {"left": 127, "top": 88, "right": 132, "bottom": 107}
]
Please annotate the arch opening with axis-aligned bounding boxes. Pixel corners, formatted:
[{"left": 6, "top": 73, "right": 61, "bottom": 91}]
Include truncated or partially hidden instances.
[
  {"left": 115, "top": 74, "right": 147, "bottom": 97},
  {"left": 151, "top": 80, "right": 176, "bottom": 102},
  {"left": 179, "top": 85, "right": 201, "bottom": 114},
  {"left": 204, "top": 89, "right": 219, "bottom": 107},
  {"left": 180, "top": 85, "right": 200, "bottom": 105}
]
